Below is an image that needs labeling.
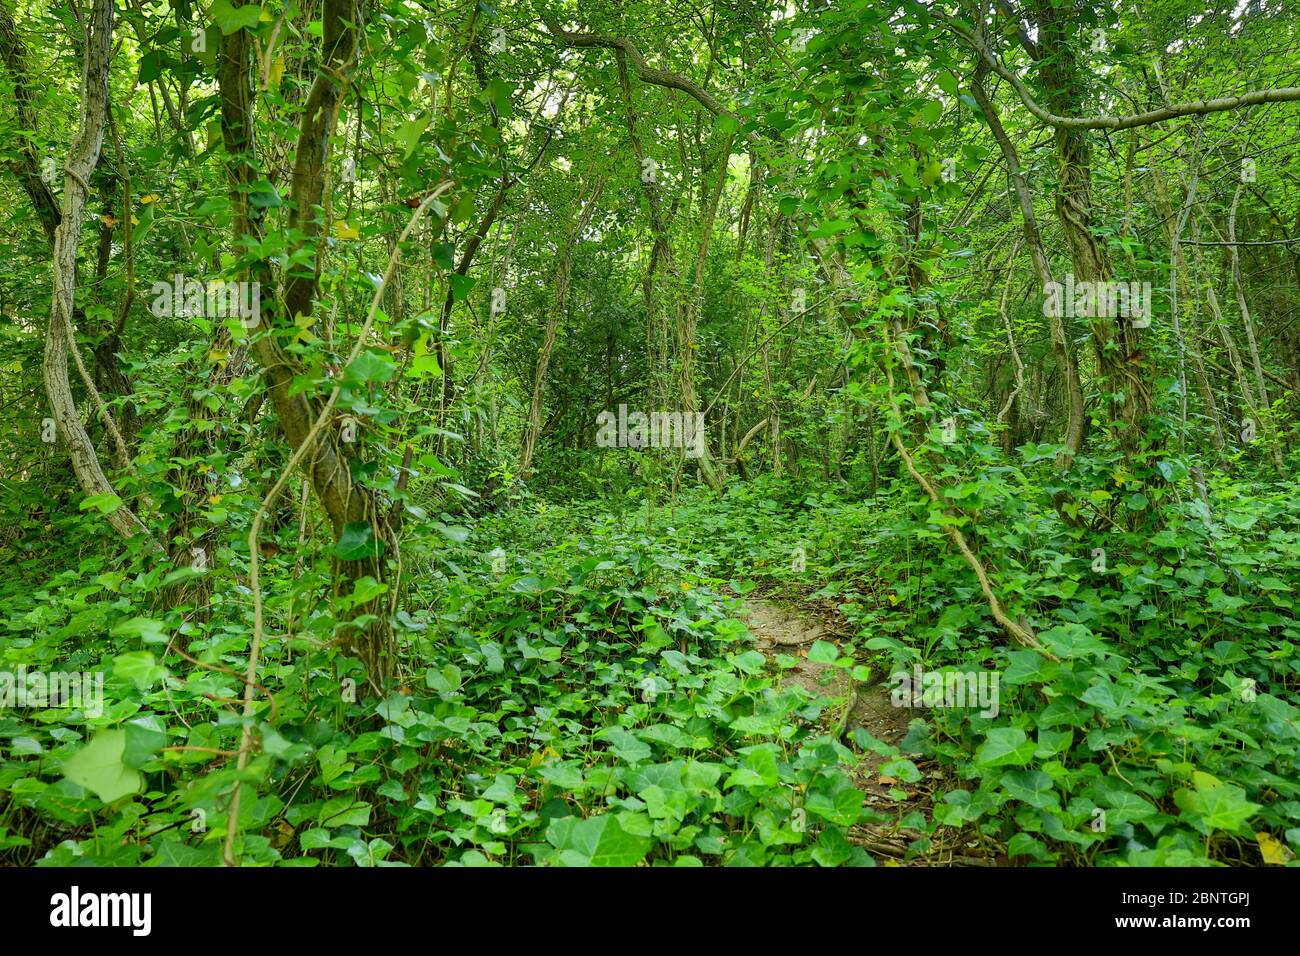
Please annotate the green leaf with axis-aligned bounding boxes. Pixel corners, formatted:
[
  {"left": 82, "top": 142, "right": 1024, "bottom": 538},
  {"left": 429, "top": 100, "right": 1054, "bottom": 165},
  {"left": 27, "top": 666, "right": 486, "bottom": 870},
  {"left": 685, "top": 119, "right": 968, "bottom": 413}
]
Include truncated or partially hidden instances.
[
  {"left": 545, "top": 813, "right": 652, "bottom": 866},
  {"left": 1174, "top": 779, "right": 1261, "bottom": 835},
  {"left": 879, "top": 758, "right": 922, "bottom": 783},
  {"left": 726, "top": 744, "right": 780, "bottom": 789},
  {"left": 425, "top": 664, "right": 462, "bottom": 693},
  {"left": 811, "top": 825, "right": 854, "bottom": 866},
  {"left": 334, "top": 521, "right": 380, "bottom": 561},
  {"left": 397, "top": 113, "right": 431, "bottom": 158},
  {"left": 249, "top": 181, "right": 282, "bottom": 208},
  {"left": 114, "top": 651, "right": 166, "bottom": 690},
  {"left": 132, "top": 201, "right": 155, "bottom": 244},
  {"left": 999, "top": 771, "right": 1057, "bottom": 809},
  {"left": 448, "top": 273, "right": 477, "bottom": 301},
  {"left": 123, "top": 716, "right": 168, "bottom": 769},
  {"left": 210, "top": 0, "right": 264, "bottom": 34},
  {"left": 596, "top": 726, "right": 652, "bottom": 764},
  {"left": 80, "top": 492, "right": 122, "bottom": 514},
  {"left": 411, "top": 333, "right": 441, "bottom": 378},
  {"left": 975, "top": 728, "right": 1035, "bottom": 768},
  {"left": 111, "top": 617, "right": 170, "bottom": 644},
  {"left": 804, "top": 772, "right": 864, "bottom": 826},
  {"left": 1157, "top": 458, "right": 1189, "bottom": 482},
  {"left": 1038, "top": 623, "right": 1109, "bottom": 660},
  {"left": 344, "top": 349, "right": 395, "bottom": 386},
  {"left": 62, "top": 731, "right": 142, "bottom": 803},
  {"left": 319, "top": 798, "right": 372, "bottom": 828},
  {"left": 138, "top": 49, "right": 165, "bottom": 84},
  {"left": 731, "top": 650, "right": 767, "bottom": 674},
  {"left": 807, "top": 640, "right": 840, "bottom": 664},
  {"left": 913, "top": 99, "right": 943, "bottom": 125},
  {"left": 483, "top": 79, "right": 515, "bottom": 118}
]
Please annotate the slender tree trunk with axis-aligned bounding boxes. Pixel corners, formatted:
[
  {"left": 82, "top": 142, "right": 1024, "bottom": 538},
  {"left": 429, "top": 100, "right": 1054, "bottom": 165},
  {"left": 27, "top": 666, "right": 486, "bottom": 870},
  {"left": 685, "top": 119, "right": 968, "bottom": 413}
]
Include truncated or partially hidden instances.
[
  {"left": 219, "top": 0, "right": 394, "bottom": 686},
  {"left": 679, "top": 136, "right": 732, "bottom": 491},
  {"left": 1029, "top": 0, "right": 1153, "bottom": 460},
  {"left": 1227, "top": 185, "right": 1285, "bottom": 475},
  {"left": 970, "top": 66, "right": 1086, "bottom": 465},
  {"left": 43, "top": 0, "right": 152, "bottom": 543},
  {"left": 520, "top": 178, "right": 603, "bottom": 476}
]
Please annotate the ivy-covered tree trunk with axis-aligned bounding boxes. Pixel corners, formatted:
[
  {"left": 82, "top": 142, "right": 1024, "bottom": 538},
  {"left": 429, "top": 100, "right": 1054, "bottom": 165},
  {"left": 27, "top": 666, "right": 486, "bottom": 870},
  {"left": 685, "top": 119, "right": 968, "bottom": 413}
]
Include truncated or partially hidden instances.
[
  {"left": 43, "top": 0, "right": 152, "bottom": 543},
  {"left": 1030, "top": 0, "right": 1154, "bottom": 460},
  {"left": 218, "top": 0, "right": 393, "bottom": 688}
]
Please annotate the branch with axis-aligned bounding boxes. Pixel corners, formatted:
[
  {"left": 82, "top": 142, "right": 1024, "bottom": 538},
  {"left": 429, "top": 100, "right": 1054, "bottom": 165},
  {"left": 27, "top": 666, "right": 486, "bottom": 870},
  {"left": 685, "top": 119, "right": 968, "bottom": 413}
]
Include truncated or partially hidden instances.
[
  {"left": 1181, "top": 236, "right": 1300, "bottom": 246},
  {"left": 936, "top": 11, "right": 1300, "bottom": 131},
  {"left": 540, "top": 11, "right": 749, "bottom": 132},
  {"left": 43, "top": 0, "right": 157, "bottom": 547}
]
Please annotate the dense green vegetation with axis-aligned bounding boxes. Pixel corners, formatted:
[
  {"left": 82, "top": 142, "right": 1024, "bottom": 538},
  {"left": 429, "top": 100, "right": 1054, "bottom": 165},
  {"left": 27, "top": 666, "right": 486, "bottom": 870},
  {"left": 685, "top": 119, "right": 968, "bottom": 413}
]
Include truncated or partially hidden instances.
[{"left": 1, "top": 0, "right": 1298, "bottom": 868}]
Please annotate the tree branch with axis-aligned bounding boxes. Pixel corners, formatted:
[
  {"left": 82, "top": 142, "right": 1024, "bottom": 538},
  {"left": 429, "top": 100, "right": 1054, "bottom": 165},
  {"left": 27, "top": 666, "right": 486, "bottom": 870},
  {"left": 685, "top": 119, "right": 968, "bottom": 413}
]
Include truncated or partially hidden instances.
[
  {"left": 540, "top": 11, "right": 749, "bottom": 132},
  {"left": 935, "top": 10, "right": 1300, "bottom": 131}
]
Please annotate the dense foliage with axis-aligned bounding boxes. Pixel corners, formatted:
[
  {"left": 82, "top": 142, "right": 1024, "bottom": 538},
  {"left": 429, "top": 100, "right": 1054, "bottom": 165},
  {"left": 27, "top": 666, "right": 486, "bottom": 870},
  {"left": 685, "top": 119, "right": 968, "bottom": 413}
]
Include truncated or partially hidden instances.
[{"left": 0, "top": 0, "right": 1297, "bottom": 867}]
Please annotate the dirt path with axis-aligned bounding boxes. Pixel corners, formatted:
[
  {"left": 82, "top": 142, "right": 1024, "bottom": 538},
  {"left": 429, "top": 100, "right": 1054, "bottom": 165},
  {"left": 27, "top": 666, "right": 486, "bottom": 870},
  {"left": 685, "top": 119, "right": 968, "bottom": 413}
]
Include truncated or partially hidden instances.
[
  {"left": 741, "top": 596, "right": 909, "bottom": 773},
  {"left": 741, "top": 596, "right": 994, "bottom": 866}
]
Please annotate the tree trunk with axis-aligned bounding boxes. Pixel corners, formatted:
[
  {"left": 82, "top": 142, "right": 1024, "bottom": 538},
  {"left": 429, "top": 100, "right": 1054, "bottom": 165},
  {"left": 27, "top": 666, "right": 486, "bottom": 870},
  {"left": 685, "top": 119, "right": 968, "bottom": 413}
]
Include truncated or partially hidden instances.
[
  {"left": 520, "top": 177, "right": 603, "bottom": 476},
  {"left": 43, "top": 0, "right": 152, "bottom": 543},
  {"left": 218, "top": 0, "right": 393, "bottom": 686},
  {"left": 970, "top": 66, "right": 1086, "bottom": 466},
  {"left": 1030, "top": 0, "right": 1152, "bottom": 459}
]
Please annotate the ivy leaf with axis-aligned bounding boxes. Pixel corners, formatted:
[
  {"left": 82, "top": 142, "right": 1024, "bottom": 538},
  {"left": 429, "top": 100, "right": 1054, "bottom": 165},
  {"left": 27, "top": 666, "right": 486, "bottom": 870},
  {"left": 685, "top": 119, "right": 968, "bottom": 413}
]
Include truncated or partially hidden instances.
[
  {"left": 333, "top": 521, "right": 381, "bottom": 560},
  {"left": 411, "top": 333, "right": 441, "bottom": 378},
  {"left": 975, "top": 727, "right": 1035, "bottom": 768},
  {"left": 123, "top": 716, "right": 168, "bottom": 769},
  {"left": 111, "top": 617, "right": 169, "bottom": 644},
  {"left": 1156, "top": 458, "right": 1189, "bottom": 482},
  {"left": 318, "top": 798, "right": 372, "bottom": 828},
  {"left": 804, "top": 772, "right": 864, "bottom": 826},
  {"left": 80, "top": 492, "right": 122, "bottom": 514},
  {"left": 211, "top": 1, "right": 264, "bottom": 34},
  {"left": 999, "top": 771, "right": 1058, "bottom": 809},
  {"left": 545, "top": 813, "right": 652, "bottom": 867},
  {"left": 1174, "top": 778, "right": 1260, "bottom": 835},
  {"left": 483, "top": 79, "right": 515, "bottom": 118},
  {"left": 249, "top": 181, "right": 282, "bottom": 208},
  {"left": 132, "top": 199, "right": 156, "bottom": 243},
  {"left": 113, "top": 651, "right": 167, "bottom": 690},
  {"left": 448, "top": 273, "right": 477, "bottom": 301},
  {"left": 807, "top": 640, "right": 840, "bottom": 664},
  {"left": 62, "top": 730, "right": 143, "bottom": 803},
  {"left": 344, "top": 349, "right": 395, "bottom": 386},
  {"left": 730, "top": 650, "right": 767, "bottom": 674},
  {"left": 879, "top": 758, "right": 922, "bottom": 783},
  {"left": 1038, "top": 623, "right": 1109, "bottom": 660},
  {"left": 596, "top": 726, "right": 652, "bottom": 764}
]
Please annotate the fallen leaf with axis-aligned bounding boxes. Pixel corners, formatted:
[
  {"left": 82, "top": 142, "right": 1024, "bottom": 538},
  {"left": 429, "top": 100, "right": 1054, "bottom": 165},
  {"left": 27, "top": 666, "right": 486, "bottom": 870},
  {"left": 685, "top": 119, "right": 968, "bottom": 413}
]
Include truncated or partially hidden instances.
[{"left": 1257, "top": 831, "right": 1294, "bottom": 865}]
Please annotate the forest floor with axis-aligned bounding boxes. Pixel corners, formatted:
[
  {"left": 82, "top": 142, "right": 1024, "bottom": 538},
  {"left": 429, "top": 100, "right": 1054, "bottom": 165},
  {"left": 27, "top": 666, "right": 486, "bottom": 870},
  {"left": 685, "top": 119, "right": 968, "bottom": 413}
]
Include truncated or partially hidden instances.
[{"left": 741, "top": 591, "right": 1000, "bottom": 866}]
